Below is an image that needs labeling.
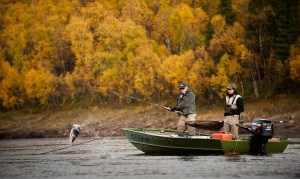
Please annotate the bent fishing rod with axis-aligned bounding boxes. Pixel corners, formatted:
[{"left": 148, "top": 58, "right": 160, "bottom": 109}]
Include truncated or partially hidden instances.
[{"left": 74, "top": 81, "right": 183, "bottom": 114}]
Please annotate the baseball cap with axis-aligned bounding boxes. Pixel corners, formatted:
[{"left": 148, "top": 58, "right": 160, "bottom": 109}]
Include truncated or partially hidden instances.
[
  {"left": 227, "top": 83, "right": 236, "bottom": 90},
  {"left": 179, "top": 83, "right": 187, "bottom": 89}
]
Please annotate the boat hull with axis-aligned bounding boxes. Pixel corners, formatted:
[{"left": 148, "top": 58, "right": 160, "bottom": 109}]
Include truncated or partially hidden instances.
[{"left": 123, "top": 128, "right": 289, "bottom": 155}]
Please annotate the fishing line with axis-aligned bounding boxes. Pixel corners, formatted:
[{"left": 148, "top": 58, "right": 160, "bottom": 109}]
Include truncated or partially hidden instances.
[
  {"left": 73, "top": 81, "right": 182, "bottom": 114},
  {"left": 38, "top": 137, "right": 102, "bottom": 155}
]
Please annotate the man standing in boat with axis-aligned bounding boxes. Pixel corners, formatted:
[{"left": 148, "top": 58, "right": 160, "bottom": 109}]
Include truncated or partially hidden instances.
[
  {"left": 168, "top": 83, "right": 197, "bottom": 136},
  {"left": 223, "top": 83, "right": 244, "bottom": 139}
]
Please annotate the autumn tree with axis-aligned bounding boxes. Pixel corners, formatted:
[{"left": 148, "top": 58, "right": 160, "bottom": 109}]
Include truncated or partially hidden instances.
[
  {"left": 97, "top": 17, "right": 161, "bottom": 101},
  {"left": 0, "top": 58, "right": 25, "bottom": 109},
  {"left": 1, "top": 1, "right": 79, "bottom": 75},
  {"left": 119, "top": 43, "right": 161, "bottom": 100},
  {"left": 231, "top": 0, "right": 250, "bottom": 26},
  {"left": 289, "top": 37, "right": 300, "bottom": 83},
  {"left": 1, "top": 2, "right": 28, "bottom": 72},
  {"left": 246, "top": 0, "right": 274, "bottom": 81},
  {"left": 159, "top": 50, "right": 196, "bottom": 94},
  {"left": 121, "top": 0, "right": 153, "bottom": 33},
  {"left": 24, "top": 66, "right": 56, "bottom": 106},
  {"left": 209, "top": 15, "right": 245, "bottom": 61},
  {"left": 65, "top": 14, "right": 94, "bottom": 90},
  {"left": 194, "top": 46, "right": 216, "bottom": 100},
  {"left": 152, "top": 3, "right": 208, "bottom": 54}
]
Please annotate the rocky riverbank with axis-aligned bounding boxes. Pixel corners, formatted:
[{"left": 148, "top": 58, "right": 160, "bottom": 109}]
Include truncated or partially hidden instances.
[{"left": 1, "top": 104, "right": 300, "bottom": 139}]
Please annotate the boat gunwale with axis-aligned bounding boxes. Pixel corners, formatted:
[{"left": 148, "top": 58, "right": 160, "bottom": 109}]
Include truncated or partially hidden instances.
[
  {"left": 123, "top": 128, "right": 290, "bottom": 142},
  {"left": 123, "top": 128, "right": 215, "bottom": 140}
]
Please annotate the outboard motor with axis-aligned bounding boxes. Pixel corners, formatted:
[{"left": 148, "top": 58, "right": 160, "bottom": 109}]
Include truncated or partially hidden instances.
[
  {"left": 237, "top": 119, "right": 273, "bottom": 155},
  {"left": 249, "top": 119, "right": 273, "bottom": 155}
]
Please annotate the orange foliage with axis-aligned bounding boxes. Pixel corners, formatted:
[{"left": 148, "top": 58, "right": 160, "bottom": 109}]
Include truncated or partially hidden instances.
[
  {"left": 0, "top": 60, "right": 25, "bottom": 108},
  {"left": 0, "top": 0, "right": 299, "bottom": 109},
  {"left": 25, "top": 67, "right": 55, "bottom": 105}
]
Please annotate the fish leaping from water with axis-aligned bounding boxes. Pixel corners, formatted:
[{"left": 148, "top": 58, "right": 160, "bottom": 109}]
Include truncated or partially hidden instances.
[{"left": 69, "top": 124, "right": 81, "bottom": 143}]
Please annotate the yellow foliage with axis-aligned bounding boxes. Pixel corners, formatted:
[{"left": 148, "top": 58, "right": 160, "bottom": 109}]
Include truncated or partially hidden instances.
[
  {"left": 190, "top": 47, "right": 216, "bottom": 98},
  {"left": 152, "top": 3, "right": 208, "bottom": 54},
  {"left": 131, "top": 44, "right": 161, "bottom": 98},
  {"left": 121, "top": 0, "right": 153, "bottom": 28},
  {"left": 160, "top": 50, "right": 195, "bottom": 94},
  {"left": 209, "top": 20, "right": 245, "bottom": 59},
  {"left": 290, "top": 56, "right": 300, "bottom": 82},
  {"left": 232, "top": 0, "right": 250, "bottom": 26},
  {"left": 210, "top": 69, "right": 229, "bottom": 98},
  {"left": 81, "top": 2, "right": 112, "bottom": 29},
  {"left": 211, "top": 15, "right": 226, "bottom": 37},
  {"left": 98, "top": 67, "right": 120, "bottom": 95},
  {"left": 187, "top": 60, "right": 201, "bottom": 91},
  {"left": 2, "top": 23, "right": 26, "bottom": 71},
  {"left": 99, "top": 42, "right": 161, "bottom": 101},
  {"left": 66, "top": 16, "right": 94, "bottom": 66},
  {"left": 210, "top": 53, "right": 243, "bottom": 98},
  {"left": 234, "top": 44, "right": 249, "bottom": 60},
  {"left": 0, "top": 60, "right": 25, "bottom": 108},
  {"left": 64, "top": 72, "right": 77, "bottom": 100},
  {"left": 91, "top": 15, "right": 158, "bottom": 100},
  {"left": 25, "top": 67, "right": 55, "bottom": 105}
]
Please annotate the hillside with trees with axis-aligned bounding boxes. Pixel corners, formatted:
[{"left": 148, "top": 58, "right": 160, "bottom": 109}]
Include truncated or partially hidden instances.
[{"left": 0, "top": 0, "right": 300, "bottom": 110}]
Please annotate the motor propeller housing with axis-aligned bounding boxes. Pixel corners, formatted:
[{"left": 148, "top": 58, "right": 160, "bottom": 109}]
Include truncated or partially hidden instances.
[{"left": 251, "top": 119, "right": 273, "bottom": 138}]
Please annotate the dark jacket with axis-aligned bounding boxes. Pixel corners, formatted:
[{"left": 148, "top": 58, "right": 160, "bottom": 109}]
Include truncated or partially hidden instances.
[{"left": 176, "top": 89, "right": 196, "bottom": 115}]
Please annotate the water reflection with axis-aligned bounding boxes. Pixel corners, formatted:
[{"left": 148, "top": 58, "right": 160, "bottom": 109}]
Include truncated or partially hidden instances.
[
  {"left": 0, "top": 138, "right": 299, "bottom": 179},
  {"left": 224, "top": 155, "right": 242, "bottom": 162},
  {"left": 178, "top": 155, "right": 196, "bottom": 161}
]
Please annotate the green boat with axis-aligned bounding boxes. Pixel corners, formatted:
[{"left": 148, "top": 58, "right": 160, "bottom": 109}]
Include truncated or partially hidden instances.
[{"left": 123, "top": 128, "right": 290, "bottom": 155}]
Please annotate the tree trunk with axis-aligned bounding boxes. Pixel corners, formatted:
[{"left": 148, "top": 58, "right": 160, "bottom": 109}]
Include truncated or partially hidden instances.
[
  {"left": 247, "top": 54, "right": 260, "bottom": 98},
  {"left": 207, "top": 87, "right": 213, "bottom": 100},
  {"left": 165, "top": 34, "right": 172, "bottom": 54},
  {"left": 239, "top": 81, "right": 244, "bottom": 97},
  {"left": 253, "top": 78, "right": 260, "bottom": 98}
]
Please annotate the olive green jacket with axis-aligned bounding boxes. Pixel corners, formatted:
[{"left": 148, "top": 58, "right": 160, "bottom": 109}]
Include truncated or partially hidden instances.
[{"left": 176, "top": 89, "right": 196, "bottom": 115}]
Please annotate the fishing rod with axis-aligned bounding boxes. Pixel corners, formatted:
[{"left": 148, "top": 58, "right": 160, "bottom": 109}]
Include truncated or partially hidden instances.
[{"left": 74, "top": 81, "right": 183, "bottom": 114}]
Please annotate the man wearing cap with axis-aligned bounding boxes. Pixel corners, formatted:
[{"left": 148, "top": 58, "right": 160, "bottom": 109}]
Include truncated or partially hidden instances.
[
  {"left": 169, "top": 83, "right": 197, "bottom": 136},
  {"left": 223, "top": 83, "right": 244, "bottom": 139}
]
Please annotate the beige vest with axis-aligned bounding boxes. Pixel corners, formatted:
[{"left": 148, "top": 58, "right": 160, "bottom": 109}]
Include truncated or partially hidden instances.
[{"left": 226, "top": 94, "right": 241, "bottom": 109}]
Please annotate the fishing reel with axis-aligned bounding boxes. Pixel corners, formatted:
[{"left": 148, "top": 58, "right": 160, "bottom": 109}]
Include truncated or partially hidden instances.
[{"left": 224, "top": 104, "right": 233, "bottom": 115}]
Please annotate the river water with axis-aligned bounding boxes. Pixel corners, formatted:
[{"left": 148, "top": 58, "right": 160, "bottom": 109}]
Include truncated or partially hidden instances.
[{"left": 0, "top": 137, "right": 299, "bottom": 179}]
